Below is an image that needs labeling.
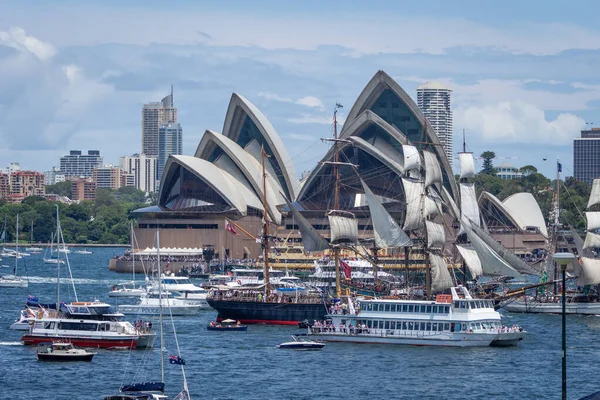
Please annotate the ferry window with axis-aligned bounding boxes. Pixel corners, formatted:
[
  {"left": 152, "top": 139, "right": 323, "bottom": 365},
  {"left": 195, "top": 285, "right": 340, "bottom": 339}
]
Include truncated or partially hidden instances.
[
  {"left": 378, "top": 321, "right": 384, "bottom": 329},
  {"left": 364, "top": 303, "right": 371, "bottom": 311},
  {"left": 445, "top": 306, "right": 450, "bottom": 313},
  {"left": 384, "top": 321, "right": 390, "bottom": 329},
  {"left": 408, "top": 322, "right": 414, "bottom": 330},
  {"left": 426, "top": 305, "right": 432, "bottom": 313},
  {"left": 460, "top": 301, "right": 465, "bottom": 308},
  {"left": 391, "top": 305, "right": 397, "bottom": 312},
  {"left": 402, "top": 305, "right": 408, "bottom": 312},
  {"left": 367, "top": 320, "right": 372, "bottom": 328},
  {"left": 408, "top": 305, "right": 414, "bottom": 312},
  {"left": 420, "top": 322, "right": 426, "bottom": 331},
  {"left": 456, "top": 323, "right": 461, "bottom": 331},
  {"left": 431, "top": 306, "right": 437, "bottom": 313},
  {"left": 444, "top": 323, "right": 450, "bottom": 331},
  {"left": 454, "top": 301, "right": 459, "bottom": 308},
  {"left": 385, "top": 304, "right": 390, "bottom": 312},
  {"left": 426, "top": 322, "right": 431, "bottom": 331},
  {"left": 402, "top": 322, "right": 408, "bottom": 330}
]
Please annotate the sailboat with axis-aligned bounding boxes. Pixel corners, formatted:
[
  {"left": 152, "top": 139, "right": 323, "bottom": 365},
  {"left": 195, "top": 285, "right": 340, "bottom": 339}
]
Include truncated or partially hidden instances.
[
  {"left": 25, "top": 221, "right": 43, "bottom": 252},
  {"left": 0, "top": 214, "right": 28, "bottom": 288},
  {"left": 43, "top": 232, "right": 65, "bottom": 265},
  {"left": 105, "top": 231, "right": 191, "bottom": 400},
  {"left": 503, "top": 176, "right": 600, "bottom": 314},
  {"left": 207, "top": 145, "right": 329, "bottom": 325},
  {"left": 109, "top": 223, "right": 147, "bottom": 297}
]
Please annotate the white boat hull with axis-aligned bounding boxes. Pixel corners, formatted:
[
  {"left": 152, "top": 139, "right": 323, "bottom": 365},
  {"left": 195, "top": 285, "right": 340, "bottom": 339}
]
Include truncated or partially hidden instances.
[
  {"left": 503, "top": 299, "right": 600, "bottom": 315},
  {"left": 118, "top": 304, "right": 201, "bottom": 316},
  {"left": 10, "top": 320, "right": 31, "bottom": 331},
  {"left": 108, "top": 289, "right": 146, "bottom": 298}
]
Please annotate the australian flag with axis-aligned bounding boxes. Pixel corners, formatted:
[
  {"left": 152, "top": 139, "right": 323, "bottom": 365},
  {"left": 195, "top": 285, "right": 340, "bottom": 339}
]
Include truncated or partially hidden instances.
[{"left": 169, "top": 355, "right": 185, "bottom": 365}]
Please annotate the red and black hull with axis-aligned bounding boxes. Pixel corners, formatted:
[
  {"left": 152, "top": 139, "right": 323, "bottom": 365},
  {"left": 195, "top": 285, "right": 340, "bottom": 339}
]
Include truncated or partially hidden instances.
[
  {"left": 22, "top": 335, "right": 137, "bottom": 349},
  {"left": 207, "top": 299, "right": 327, "bottom": 325}
]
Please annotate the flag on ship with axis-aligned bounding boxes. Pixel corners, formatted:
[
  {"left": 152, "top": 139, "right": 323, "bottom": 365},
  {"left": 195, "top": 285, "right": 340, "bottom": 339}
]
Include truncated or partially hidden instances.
[
  {"left": 169, "top": 354, "right": 185, "bottom": 365},
  {"left": 225, "top": 219, "right": 240, "bottom": 236},
  {"left": 340, "top": 259, "right": 352, "bottom": 279}
]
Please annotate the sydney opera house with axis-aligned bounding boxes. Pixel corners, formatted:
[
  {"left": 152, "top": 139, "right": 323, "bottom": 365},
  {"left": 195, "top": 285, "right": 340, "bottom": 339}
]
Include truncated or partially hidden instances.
[{"left": 130, "top": 71, "right": 547, "bottom": 263}]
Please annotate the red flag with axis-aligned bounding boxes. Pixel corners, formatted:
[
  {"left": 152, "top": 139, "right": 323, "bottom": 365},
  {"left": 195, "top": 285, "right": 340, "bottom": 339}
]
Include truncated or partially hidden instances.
[
  {"left": 340, "top": 260, "right": 351, "bottom": 279},
  {"left": 225, "top": 219, "right": 240, "bottom": 236}
]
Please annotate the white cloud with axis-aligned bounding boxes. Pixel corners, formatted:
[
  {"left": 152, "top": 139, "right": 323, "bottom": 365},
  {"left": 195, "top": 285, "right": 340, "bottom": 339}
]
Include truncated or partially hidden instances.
[
  {"left": 0, "top": 26, "right": 56, "bottom": 60},
  {"left": 258, "top": 91, "right": 292, "bottom": 103},
  {"left": 259, "top": 91, "right": 325, "bottom": 110},
  {"left": 455, "top": 100, "right": 585, "bottom": 144},
  {"left": 296, "top": 96, "right": 324, "bottom": 109}
]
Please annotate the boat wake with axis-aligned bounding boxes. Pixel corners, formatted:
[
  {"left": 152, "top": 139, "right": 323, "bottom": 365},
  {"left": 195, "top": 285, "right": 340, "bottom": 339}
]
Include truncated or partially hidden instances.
[
  {"left": 0, "top": 342, "right": 23, "bottom": 346},
  {"left": 25, "top": 276, "right": 107, "bottom": 285}
]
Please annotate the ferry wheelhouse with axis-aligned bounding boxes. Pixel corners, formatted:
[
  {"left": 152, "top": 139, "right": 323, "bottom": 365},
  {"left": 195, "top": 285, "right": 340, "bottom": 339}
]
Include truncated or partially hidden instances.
[
  {"left": 21, "top": 301, "right": 156, "bottom": 349},
  {"left": 309, "top": 286, "right": 525, "bottom": 347}
]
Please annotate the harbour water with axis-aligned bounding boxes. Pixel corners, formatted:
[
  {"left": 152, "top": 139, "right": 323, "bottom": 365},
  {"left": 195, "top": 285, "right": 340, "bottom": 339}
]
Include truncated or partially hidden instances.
[{"left": 1, "top": 248, "right": 599, "bottom": 399}]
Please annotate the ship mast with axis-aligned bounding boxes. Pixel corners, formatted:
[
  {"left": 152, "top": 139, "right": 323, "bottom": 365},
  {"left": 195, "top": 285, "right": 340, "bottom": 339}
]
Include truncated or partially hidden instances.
[
  {"left": 552, "top": 159, "right": 561, "bottom": 294},
  {"left": 261, "top": 145, "right": 271, "bottom": 297},
  {"left": 333, "top": 105, "right": 342, "bottom": 298}
]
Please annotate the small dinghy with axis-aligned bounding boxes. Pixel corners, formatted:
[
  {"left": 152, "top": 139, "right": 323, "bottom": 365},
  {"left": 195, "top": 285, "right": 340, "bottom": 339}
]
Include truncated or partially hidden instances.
[
  {"left": 277, "top": 335, "right": 325, "bottom": 350},
  {"left": 37, "top": 342, "right": 96, "bottom": 362},
  {"left": 207, "top": 319, "right": 248, "bottom": 331}
]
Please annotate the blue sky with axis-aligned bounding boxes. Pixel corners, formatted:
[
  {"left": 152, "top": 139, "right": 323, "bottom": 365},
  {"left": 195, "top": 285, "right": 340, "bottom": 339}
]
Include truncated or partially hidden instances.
[{"left": 1, "top": 0, "right": 599, "bottom": 179}]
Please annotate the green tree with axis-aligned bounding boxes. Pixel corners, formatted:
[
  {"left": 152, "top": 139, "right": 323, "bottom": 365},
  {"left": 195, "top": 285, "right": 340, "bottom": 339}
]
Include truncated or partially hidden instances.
[
  {"left": 45, "top": 181, "right": 72, "bottom": 198},
  {"left": 480, "top": 151, "right": 497, "bottom": 175},
  {"left": 519, "top": 165, "right": 538, "bottom": 176}
]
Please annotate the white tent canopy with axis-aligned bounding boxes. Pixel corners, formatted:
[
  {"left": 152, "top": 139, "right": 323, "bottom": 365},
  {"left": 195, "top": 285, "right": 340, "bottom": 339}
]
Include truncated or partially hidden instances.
[{"left": 134, "top": 247, "right": 203, "bottom": 256}]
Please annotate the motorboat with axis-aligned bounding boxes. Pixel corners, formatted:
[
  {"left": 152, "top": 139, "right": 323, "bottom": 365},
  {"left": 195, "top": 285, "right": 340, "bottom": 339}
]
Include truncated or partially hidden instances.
[
  {"left": 108, "top": 283, "right": 147, "bottom": 298},
  {"left": 207, "top": 319, "right": 248, "bottom": 331},
  {"left": 277, "top": 335, "right": 325, "bottom": 350},
  {"left": 118, "top": 291, "right": 201, "bottom": 316},
  {"left": 37, "top": 342, "right": 96, "bottom": 362},
  {"left": 74, "top": 249, "right": 93, "bottom": 255}
]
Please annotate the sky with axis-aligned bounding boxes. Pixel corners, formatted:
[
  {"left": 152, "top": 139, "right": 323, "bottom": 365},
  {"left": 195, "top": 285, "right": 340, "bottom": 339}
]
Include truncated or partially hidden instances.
[{"left": 1, "top": 0, "right": 599, "bottom": 180}]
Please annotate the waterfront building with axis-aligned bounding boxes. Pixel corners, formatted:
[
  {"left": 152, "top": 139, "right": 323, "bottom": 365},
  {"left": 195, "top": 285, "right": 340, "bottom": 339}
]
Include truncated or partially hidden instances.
[
  {"left": 44, "top": 166, "right": 65, "bottom": 185},
  {"left": 59, "top": 150, "right": 103, "bottom": 178},
  {"left": 157, "top": 122, "right": 183, "bottom": 181},
  {"left": 574, "top": 128, "right": 600, "bottom": 185},
  {"left": 119, "top": 153, "right": 157, "bottom": 194},
  {"left": 417, "top": 82, "right": 453, "bottom": 167},
  {"left": 495, "top": 163, "right": 522, "bottom": 180},
  {"left": 93, "top": 165, "right": 122, "bottom": 190},
  {"left": 71, "top": 179, "right": 96, "bottom": 201},
  {"left": 142, "top": 91, "right": 177, "bottom": 157},
  {"left": 5, "top": 170, "right": 45, "bottom": 203}
]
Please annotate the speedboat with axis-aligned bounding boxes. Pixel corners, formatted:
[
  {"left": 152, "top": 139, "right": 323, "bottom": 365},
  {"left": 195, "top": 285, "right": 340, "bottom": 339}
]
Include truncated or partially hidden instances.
[
  {"left": 108, "top": 283, "right": 147, "bottom": 298},
  {"left": 37, "top": 342, "right": 96, "bottom": 362},
  {"left": 74, "top": 249, "right": 93, "bottom": 255},
  {"left": 277, "top": 335, "right": 325, "bottom": 350},
  {"left": 207, "top": 319, "right": 248, "bottom": 331}
]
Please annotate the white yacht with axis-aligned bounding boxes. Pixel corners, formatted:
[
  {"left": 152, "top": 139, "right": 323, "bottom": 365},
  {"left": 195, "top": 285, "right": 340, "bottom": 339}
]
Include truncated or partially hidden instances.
[
  {"left": 309, "top": 286, "right": 525, "bottom": 347},
  {"left": 108, "top": 282, "right": 147, "bottom": 298},
  {"left": 118, "top": 291, "right": 202, "bottom": 316}
]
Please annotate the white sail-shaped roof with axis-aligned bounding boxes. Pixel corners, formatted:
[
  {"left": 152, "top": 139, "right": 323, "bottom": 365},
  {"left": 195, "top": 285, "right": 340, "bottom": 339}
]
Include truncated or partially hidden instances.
[
  {"left": 429, "top": 253, "right": 454, "bottom": 293},
  {"left": 456, "top": 244, "right": 483, "bottom": 278},
  {"left": 458, "top": 152, "right": 475, "bottom": 180},
  {"left": 460, "top": 183, "right": 480, "bottom": 228},
  {"left": 402, "top": 145, "right": 421, "bottom": 172},
  {"left": 583, "top": 232, "right": 600, "bottom": 250},
  {"left": 360, "top": 179, "right": 412, "bottom": 249},
  {"left": 502, "top": 193, "right": 548, "bottom": 238},
  {"left": 463, "top": 223, "right": 522, "bottom": 279},
  {"left": 579, "top": 257, "right": 600, "bottom": 286},
  {"left": 282, "top": 197, "right": 329, "bottom": 253},
  {"left": 402, "top": 178, "right": 424, "bottom": 231},
  {"left": 588, "top": 179, "right": 600, "bottom": 209},
  {"left": 328, "top": 212, "right": 359, "bottom": 244},
  {"left": 426, "top": 221, "right": 445, "bottom": 250},
  {"left": 586, "top": 212, "right": 600, "bottom": 231},
  {"left": 423, "top": 150, "right": 442, "bottom": 188}
]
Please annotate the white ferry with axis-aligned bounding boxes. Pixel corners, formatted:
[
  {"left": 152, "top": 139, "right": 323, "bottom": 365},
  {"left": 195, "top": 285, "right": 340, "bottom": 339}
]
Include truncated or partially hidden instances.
[
  {"left": 308, "top": 286, "right": 525, "bottom": 347},
  {"left": 118, "top": 292, "right": 202, "bottom": 316}
]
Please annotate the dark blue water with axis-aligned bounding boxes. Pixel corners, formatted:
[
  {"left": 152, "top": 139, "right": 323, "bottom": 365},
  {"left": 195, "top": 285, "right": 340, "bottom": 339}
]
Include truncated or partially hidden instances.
[{"left": 1, "top": 248, "right": 599, "bottom": 400}]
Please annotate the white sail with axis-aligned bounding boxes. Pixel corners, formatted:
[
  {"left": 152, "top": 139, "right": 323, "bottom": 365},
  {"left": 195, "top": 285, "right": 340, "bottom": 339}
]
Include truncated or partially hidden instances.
[
  {"left": 429, "top": 253, "right": 454, "bottom": 293},
  {"left": 426, "top": 220, "right": 445, "bottom": 249},
  {"left": 328, "top": 212, "right": 359, "bottom": 244},
  {"left": 282, "top": 196, "right": 329, "bottom": 252},
  {"left": 456, "top": 244, "right": 483, "bottom": 278},
  {"left": 442, "top": 186, "right": 461, "bottom": 221},
  {"left": 460, "top": 183, "right": 480, "bottom": 228},
  {"left": 360, "top": 179, "right": 412, "bottom": 249},
  {"left": 402, "top": 145, "right": 421, "bottom": 172},
  {"left": 586, "top": 211, "right": 600, "bottom": 231},
  {"left": 588, "top": 179, "right": 600, "bottom": 209},
  {"left": 466, "top": 219, "right": 538, "bottom": 275},
  {"left": 402, "top": 178, "right": 424, "bottom": 231},
  {"left": 423, "top": 151, "right": 442, "bottom": 188},
  {"left": 579, "top": 257, "right": 600, "bottom": 286},
  {"left": 463, "top": 223, "right": 522, "bottom": 279},
  {"left": 583, "top": 231, "right": 600, "bottom": 250},
  {"left": 458, "top": 152, "right": 475, "bottom": 180},
  {"left": 423, "top": 195, "right": 441, "bottom": 218}
]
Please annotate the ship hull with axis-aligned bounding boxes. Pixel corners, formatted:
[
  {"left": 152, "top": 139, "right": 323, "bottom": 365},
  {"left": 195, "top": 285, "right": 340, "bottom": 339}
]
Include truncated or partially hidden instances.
[{"left": 207, "top": 299, "right": 328, "bottom": 325}]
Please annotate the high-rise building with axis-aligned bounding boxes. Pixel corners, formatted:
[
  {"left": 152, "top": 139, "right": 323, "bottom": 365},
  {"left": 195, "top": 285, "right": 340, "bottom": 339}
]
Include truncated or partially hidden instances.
[
  {"left": 3, "top": 162, "right": 21, "bottom": 175},
  {"left": 142, "top": 90, "right": 177, "bottom": 157},
  {"left": 574, "top": 128, "right": 600, "bottom": 185},
  {"left": 4, "top": 170, "right": 45, "bottom": 203},
  {"left": 120, "top": 153, "right": 158, "bottom": 194},
  {"left": 417, "top": 82, "right": 453, "bottom": 166},
  {"left": 157, "top": 122, "right": 183, "bottom": 180},
  {"left": 71, "top": 179, "right": 96, "bottom": 201},
  {"left": 59, "top": 150, "right": 103, "bottom": 178},
  {"left": 44, "top": 166, "right": 66, "bottom": 185},
  {"left": 93, "top": 165, "right": 122, "bottom": 190}
]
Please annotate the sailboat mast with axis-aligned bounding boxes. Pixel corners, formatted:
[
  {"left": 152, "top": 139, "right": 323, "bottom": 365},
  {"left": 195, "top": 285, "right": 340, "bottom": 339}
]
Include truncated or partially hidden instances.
[
  {"left": 424, "top": 125, "right": 432, "bottom": 298},
  {"left": 261, "top": 146, "right": 271, "bottom": 297},
  {"left": 157, "top": 231, "right": 165, "bottom": 384},
  {"left": 55, "top": 205, "right": 61, "bottom": 310},
  {"left": 15, "top": 214, "right": 18, "bottom": 276},
  {"left": 130, "top": 222, "right": 135, "bottom": 283},
  {"left": 333, "top": 105, "right": 342, "bottom": 298},
  {"left": 553, "top": 160, "right": 561, "bottom": 294}
]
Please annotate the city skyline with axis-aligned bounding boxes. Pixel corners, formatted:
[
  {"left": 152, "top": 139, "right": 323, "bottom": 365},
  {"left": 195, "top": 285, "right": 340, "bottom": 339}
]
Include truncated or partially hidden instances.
[{"left": 2, "top": 1, "right": 600, "bottom": 180}]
